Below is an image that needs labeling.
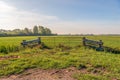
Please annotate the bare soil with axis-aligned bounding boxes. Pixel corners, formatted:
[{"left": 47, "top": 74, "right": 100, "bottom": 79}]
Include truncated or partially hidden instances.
[
  {"left": 0, "top": 55, "right": 20, "bottom": 61},
  {"left": 0, "top": 67, "right": 80, "bottom": 80}
]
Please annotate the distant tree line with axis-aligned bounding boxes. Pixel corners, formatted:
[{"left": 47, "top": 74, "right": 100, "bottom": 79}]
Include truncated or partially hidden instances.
[{"left": 0, "top": 25, "right": 57, "bottom": 36}]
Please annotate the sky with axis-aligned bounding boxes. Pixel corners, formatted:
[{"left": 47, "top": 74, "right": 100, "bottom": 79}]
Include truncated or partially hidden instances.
[{"left": 0, "top": 0, "right": 120, "bottom": 34}]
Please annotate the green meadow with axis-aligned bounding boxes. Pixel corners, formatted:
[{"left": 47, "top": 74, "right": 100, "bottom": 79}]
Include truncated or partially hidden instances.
[{"left": 0, "top": 36, "right": 120, "bottom": 80}]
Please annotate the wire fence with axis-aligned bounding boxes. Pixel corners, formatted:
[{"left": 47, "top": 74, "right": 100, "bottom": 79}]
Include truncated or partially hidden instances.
[{"left": 40, "top": 36, "right": 83, "bottom": 47}]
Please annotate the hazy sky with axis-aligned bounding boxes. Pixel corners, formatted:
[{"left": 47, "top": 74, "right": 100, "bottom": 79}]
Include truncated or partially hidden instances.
[{"left": 0, "top": 0, "right": 120, "bottom": 34}]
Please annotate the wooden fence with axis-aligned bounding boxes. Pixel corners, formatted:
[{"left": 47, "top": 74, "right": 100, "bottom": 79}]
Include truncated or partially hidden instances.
[
  {"left": 21, "top": 37, "right": 41, "bottom": 47},
  {"left": 20, "top": 37, "right": 120, "bottom": 53},
  {"left": 82, "top": 37, "right": 104, "bottom": 51}
]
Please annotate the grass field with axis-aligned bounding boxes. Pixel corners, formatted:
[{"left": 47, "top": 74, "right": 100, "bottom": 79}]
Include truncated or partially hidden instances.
[
  {"left": 0, "top": 36, "right": 120, "bottom": 80},
  {"left": 0, "top": 36, "right": 119, "bottom": 53}
]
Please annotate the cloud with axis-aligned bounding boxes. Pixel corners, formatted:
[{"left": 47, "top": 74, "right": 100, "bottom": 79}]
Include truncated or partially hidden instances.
[
  {"left": 0, "top": 0, "right": 119, "bottom": 34},
  {"left": 0, "top": 1, "right": 16, "bottom": 13},
  {"left": 0, "top": 1, "right": 58, "bottom": 30}
]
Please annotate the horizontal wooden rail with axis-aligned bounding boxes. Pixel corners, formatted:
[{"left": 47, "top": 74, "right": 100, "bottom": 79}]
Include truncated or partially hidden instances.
[
  {"left": 83, "top": 37, "right": 104, "bottom": 51},
  {"left": 21, "top": 37, "right": 41, "bottom": 47}
]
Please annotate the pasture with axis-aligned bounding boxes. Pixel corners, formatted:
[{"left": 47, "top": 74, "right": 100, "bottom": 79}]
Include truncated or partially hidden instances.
[
  {"left": 0, "top": 36, "right": 119, "bottom": 51},
  {"left": 0, "top": 36, "right": 120, "bottom": 80}
]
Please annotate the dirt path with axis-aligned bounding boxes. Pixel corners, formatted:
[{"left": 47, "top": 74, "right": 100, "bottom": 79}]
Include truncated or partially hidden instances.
[
  {"left": 0, "top": 55, "right": 20, "bottom": 61},
  {"left": 0, "top": 67, "right": 79, "bottom": 80}
]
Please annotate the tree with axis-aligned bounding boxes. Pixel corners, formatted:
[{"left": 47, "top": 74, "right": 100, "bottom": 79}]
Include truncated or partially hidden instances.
[
  {"left": 38, "top": 26, "right": 45, "bottom": 35},
  {"left": 44, "top": 28, "right": 52, "bottom": 35},
  {"left": 13, "top": 29, "right": 21, "bottom": 32},
  {"left": 12, "top": 29, "right": 22, "bottom": 35},
  {"left": 0, "top": 25, "right": 53, "bottom": 36},
  {"left": 24, "top": 28, "right": 30, "bottom": 35},
  {"left": 33, "top": 26, "right": 39, "bottom": 35}
]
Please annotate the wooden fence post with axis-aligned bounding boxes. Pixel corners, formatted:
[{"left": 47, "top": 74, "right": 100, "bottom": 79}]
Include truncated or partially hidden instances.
[
  {"left": 38, "top": 37, "right": 41, "bottom": 44},
  {"left": 83, "top": 37, "right": 86, "bottom": 46},
  {"left": 99, "top": 40, "right": 103, "bottom": 48},
  {"left": 22, "top": 40, "right": 26, "bottom": 47}
]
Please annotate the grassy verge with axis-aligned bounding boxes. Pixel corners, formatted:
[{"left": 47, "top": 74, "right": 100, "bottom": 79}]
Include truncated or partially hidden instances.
[{"left": 0, "top": 46, "right": 120, "bottom": 80}]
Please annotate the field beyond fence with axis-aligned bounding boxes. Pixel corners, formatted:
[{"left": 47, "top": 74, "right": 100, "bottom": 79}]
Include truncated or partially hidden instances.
[{"left": 0, "top": 36, "right": 120, "bottom": 54}]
